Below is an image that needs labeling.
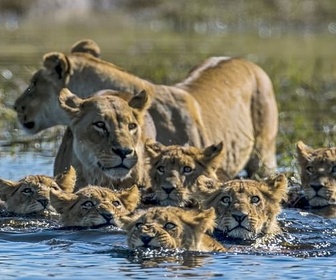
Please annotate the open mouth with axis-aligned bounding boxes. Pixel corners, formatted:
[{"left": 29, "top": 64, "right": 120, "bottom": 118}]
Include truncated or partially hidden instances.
[{"left": 23, "top": 121, "right": 35, "bottom": 129}]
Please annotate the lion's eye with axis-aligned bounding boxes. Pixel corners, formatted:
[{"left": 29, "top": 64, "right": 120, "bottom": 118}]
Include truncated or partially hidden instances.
[
  {"left": 112, "top": 200, "right": 121, "bottom": 207},
  {"left": 182, "top": 166, "right": 193, "bottom": 175},
  {"left": 128, "top": 123, "right": 137, "bottom": 131},
  {"left": 22, "top": 188, "right": 33, "bottom": 195},
  {"left": 306, "top": 166, "right": 314, "bottom": 174},
  {"left": 251, "top": 196, "right": 260, "bottom": 204},
  {"left": 136, "top": 222, "right": 143, "bottom": 229},
  {"left": 82, "top": 201, "right": 94, "bottom": 208},
  {"left": 93, "top": 121, "right": 107, "bottom": 132},
  {"left": 221, "top": 196, "right": 231, "bottom": 204},
  {"left": 157, "top": 166, "right": 165, "bottom": 174},
  {"left": 164, "top": 222, "right": 176, "bottom": 230}
]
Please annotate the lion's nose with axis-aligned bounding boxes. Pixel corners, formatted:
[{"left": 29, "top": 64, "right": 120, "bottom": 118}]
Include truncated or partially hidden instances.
[
  {"left": 162, "top": 186, "right": 174, "bottom": 194},
  {"left": 37, "top": 199, "right": 49, "bottom": 208},
  {"left": 112, "top": 147, "right": 134, "bottom": 159},
  {"left": 141, "top": 235, "right": 153, "bottom": 246},
  {"left": 232, "top": 213, "right": 247, "bottom": 223},
  {"left": 101, "top": 213, "right": 113, "bottom": 222},
  {"left": 310, "top": 184, "right": 323, "bottom": 193}
]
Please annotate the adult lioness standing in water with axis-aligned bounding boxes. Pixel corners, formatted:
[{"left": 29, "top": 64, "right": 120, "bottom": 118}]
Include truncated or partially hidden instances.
[{"left": 14, "top": 39, "right": 278, "bottom": 179}]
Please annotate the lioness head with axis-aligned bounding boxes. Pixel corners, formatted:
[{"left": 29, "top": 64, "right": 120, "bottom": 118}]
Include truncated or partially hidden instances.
[
  {"left": 59, "top": 88, "right": 151, "bottom": 189},
  {"left": 0, "top": 166, "right": 76, "bottom": 215},
  {"left": 144, "top": 139, "right": 224, "bottom": 207},
  {"left": 121, "top": 206, "right": 225, "bottom": 252},
  {"left": 50, "top": 184, "right": 140, "bottom": 227},
  {"left": 203, "top": 174, "right": 287, "bottom": 239},
  {"left": 14, "top": 39, "right": 100, "bottom": 134},
  {"left": 297, "top": 141, "right": 336, "bottom": 207}
]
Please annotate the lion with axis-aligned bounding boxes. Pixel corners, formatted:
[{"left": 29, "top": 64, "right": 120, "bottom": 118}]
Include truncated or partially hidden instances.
[
  {"left": 57, "top": 88, "right": 151, "bottom": 191},
  {"left": 143, "top": 138, "right": 225, "bottom": 207},
  {"left": 121, "top": 206, "right": 227, "bottom": 252},
  {"left": 297, "top": 141, "right": 336, "bottom": 208},
  {"left": 50, "top": 184, "right": 140, "bottom": 228},
  {"left": 0, "top": 166, "right": 76, "bottom": 215},
  {"left": 14, "top": 39, "right": 278, "bottom": 179},
  {"left": 201, "top": 174, "right": 288, "bottom": 240}
]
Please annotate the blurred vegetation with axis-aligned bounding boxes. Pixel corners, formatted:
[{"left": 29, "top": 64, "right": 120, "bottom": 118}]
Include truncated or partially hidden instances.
[{"left": 0, "top": 0, "right": 336, "bottom": 173}]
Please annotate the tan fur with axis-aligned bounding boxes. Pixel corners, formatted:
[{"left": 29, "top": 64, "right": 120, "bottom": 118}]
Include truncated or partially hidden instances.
[
  {"left": 297, "top": 141, "right": 336, "bottom": 207},
  {"left": 71, "top": 39, "right": 101, "bottom": 58},
  {"left": 14, "top": 40, "right": 278, "bottom": 178},
  {"left": 0, "top": 167, "right": 76, "bottom": 215},
  {"left": 58, "top": 88, "right": 151, "bottom": 191},
  {"left": 145, "top": 138, "right": 224, "bottom": 207},
  {"left": 121, "top": 206, "right": 226, "bottom": 252},
  {"left": 50, "top": 185, "right": 140, "bottom": 227},
  {"left": 202, "top": 174, "right": 288, "bottom": 239}
]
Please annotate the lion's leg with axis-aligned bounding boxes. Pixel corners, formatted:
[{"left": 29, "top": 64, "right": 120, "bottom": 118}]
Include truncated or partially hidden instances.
[
  {"left": 245, "top": 69, "right": 278, "bottom": 178},
  {"left": 54, "top": 127, "right": 73, "bottom": 176}
]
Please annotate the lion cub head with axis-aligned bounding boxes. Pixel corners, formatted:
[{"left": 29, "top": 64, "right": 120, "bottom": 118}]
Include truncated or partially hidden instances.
[
  {"left": 0, "top": 167, "right": 76, "bottom": 215},
  {"left": 50, "top": 185, "right": 140, "bottom": 228},
  {"left": 202, "top": 174, "right": 287, "bottom": 240},
  {"left": 144, "top": 139, "right": 224, "bottom": 207},
  {"left": 59, "top": 88, "right": 151, "bottom": 190},
  {"left": 297, "top": 141, "right": 336, "bottom": 207},
  {"left": 121, "top": 206, "right": 226, "bottom": 252}
]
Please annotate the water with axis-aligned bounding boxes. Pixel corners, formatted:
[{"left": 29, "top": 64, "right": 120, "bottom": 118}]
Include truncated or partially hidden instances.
[
  {"left": 0, "top": 152, "right": 336, "bottom": 279},
  {"left": 1, "top": 2, "right": 336, "bottom": 278}
]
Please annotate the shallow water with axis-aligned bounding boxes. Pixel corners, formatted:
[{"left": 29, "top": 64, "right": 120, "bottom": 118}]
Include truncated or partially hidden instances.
[
  {"left": 0, "top": 152, "right": 336, "bottom": 279},
  {"left": 1, "top": 2, "right": 336, "bottom": 278}
]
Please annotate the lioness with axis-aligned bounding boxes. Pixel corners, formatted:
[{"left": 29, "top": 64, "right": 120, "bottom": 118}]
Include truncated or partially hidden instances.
[
  {"left": 50, "top": 184, "right": 140, "bottom": 228},
  {"left": 0, "top": 166, "right": 76, "bottom": 215},
  {"left": 121, "top": 206, "right": 227, "bottom": 252},
  {"left": 14, "top": 39, "right": 278, "bottom": 179},
  {"left": 144, "top": 138, "right": 224, "bottom": 207},
  {"left": 297, "top": 141, "right": 336, "bottom": 208},
  {"left": 202, "top": 174, "right": 288, "bottom": 240},
  {"left": 58, "top": 88, "right": 151, "bottom": 191}
]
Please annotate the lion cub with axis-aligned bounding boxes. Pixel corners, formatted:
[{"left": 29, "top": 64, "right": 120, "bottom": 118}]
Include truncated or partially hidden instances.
[
  {"left": 50, "top": 184, "right": 140, "bottom": 228},
  {"left": 297, "top": 141, "right": 336, "bottom": 209},
  {"left": 0, "top": 167, "right": 76, "bottom": 215},
  {"left": 201, "top": 174, "right": 288, "bottom": 240},
  {"left": 121, "top": 206, "right": 226, "bottom": 252},
  {"left": 144, "top": 139, "right": 224, "bottom": 207}
]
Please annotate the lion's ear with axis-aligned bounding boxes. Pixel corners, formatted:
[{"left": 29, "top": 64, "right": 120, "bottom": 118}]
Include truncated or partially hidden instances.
[
  {"left": 297, "top": 141, "right": 313, "bottom": 163},
  {"left": 119, "top": 185, "right": 140, "bottom": 212},
  {"left": 0, "top": 178, "right": 18, "bottom": 201},
  {"left": 191, "top": 208, "right": 216, "bottom": 234},
  {"left": 59, "top": 88, "right": 83, "bottom": 117},
  {"left": 54, "top": 165, "right": 77, "bottom": 193},
  {"left": 200, "top": 141, "right": 225, "bottom": 171},
  {"left": 70, "top": 39, "right": 101, "bottom": 58},
  {"left": 43, "top": 52, "right": 72, "bottom": 80},
  {"left": 128, "top": 90, "right": 151, "bottom": 111},
  {"left": 266, "top": 173, "right": 288, "bottom": 203},
  {"left": 144, "top": 138, "right": 165, "bottom": 158},
  {"left": 49, "top": 189, "right": 78, "bottom": 214}
]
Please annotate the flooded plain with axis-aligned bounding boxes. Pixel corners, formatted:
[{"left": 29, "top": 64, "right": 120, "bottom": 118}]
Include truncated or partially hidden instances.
[{"left": 1, "top": 1, "right": 336, "bottom": 278}]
